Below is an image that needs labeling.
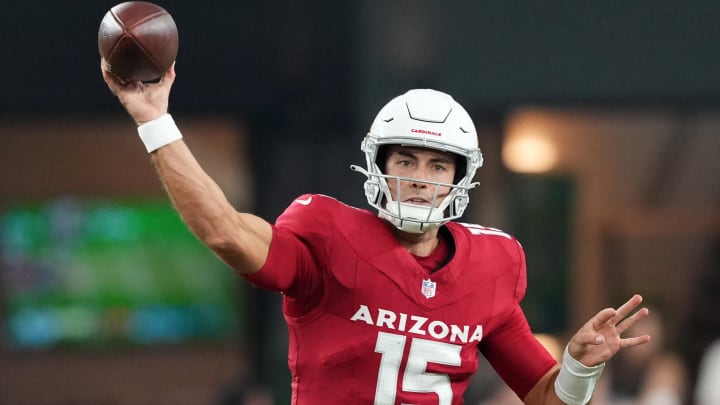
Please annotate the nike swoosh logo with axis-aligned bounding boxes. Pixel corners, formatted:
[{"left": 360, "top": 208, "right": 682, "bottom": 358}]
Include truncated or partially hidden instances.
[{"left": 295, "top": 196, "right": 313, "bottom": 206}]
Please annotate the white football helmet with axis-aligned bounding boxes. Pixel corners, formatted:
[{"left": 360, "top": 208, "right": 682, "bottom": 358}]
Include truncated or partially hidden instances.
[{"left": 351, "top": 89, "right": 483, "bottom": 233}]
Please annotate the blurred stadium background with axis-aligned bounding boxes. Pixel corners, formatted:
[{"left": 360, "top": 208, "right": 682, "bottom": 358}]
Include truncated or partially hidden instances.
[{"left": 1, "top": 1, "right": 718, "bottom": 404}]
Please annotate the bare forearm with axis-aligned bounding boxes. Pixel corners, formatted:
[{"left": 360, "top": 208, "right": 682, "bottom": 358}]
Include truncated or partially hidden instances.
[
  {"left": 524, "top": 366, "right": 566, "bottom": 405},
  {"left": 152, "top": 140, "right": 231, "bottom": 239},
  {"left": 151, "top": 140, "right": 271, "bottom": 273}
]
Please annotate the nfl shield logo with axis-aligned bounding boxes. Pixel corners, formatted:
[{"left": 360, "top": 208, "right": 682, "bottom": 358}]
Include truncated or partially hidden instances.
[{"left": 421, "top": 279, "right": 437, "bottom": 299}]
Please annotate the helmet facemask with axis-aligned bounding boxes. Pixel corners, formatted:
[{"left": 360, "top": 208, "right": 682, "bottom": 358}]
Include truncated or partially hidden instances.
[
  {"left": 351, "top": 89, "right": 483, "bottom": 234},
  {"left": 353, "top": 141, "right": 481, "bottom": 233}
]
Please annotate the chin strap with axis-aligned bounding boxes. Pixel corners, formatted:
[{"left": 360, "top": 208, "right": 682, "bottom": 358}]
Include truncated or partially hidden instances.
[
  {"left": 382, "top": 200, "right": 444, "bottom": 234},
  {"left": 379, "top": 212, "right": 439, "bottom": 234}
]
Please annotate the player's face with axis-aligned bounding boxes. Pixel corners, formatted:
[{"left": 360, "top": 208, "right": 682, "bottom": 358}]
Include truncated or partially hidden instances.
[{"left": 384, "top": 145, "right": 457, "bottom": 208}]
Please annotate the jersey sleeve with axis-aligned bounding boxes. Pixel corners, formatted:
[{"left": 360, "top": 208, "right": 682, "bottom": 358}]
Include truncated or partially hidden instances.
[
  {"left": 241, "top": 194, "right": 330, "bottom": 313},
  {"left": 242, "top": 224, "right": 319, "bottom": 296},
  {"left": 481, "top": 240, "right": 557, "bottom": 399}
]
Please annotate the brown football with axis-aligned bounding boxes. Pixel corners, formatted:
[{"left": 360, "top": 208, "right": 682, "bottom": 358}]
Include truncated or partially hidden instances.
[{"left": 98, "top": 1, "right": 178, "bottom": 82}]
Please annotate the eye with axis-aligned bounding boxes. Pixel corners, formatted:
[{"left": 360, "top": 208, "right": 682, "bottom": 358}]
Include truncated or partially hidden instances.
[{"left": 433, "top": 163, "right": 447, "bottom": 171}]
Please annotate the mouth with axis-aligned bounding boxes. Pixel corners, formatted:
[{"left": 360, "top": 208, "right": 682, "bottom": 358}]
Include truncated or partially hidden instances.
[{"left": 403, "top": 197, "right": 431, "bottom": 206}]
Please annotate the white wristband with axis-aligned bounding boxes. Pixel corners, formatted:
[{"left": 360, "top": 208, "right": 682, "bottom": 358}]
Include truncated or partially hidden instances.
[
  {"left": 554, "top": 345, "right": 605, "bottom": 405},
  {"left": 137, "top": 114, "right": 183, "bottom": 153}
]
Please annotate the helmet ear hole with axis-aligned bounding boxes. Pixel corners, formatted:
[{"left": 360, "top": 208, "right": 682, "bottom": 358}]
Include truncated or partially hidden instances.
[
  {"left": 375, "top": 145, "right": 390, "bottom": 174},
  {"left": 454, "top": 154, "right": 466, "bottom": 184}
]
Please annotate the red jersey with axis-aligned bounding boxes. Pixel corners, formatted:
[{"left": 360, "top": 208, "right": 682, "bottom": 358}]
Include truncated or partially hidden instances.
[{"left": 244, "top": 194, "right": 555, "bottom": 405}]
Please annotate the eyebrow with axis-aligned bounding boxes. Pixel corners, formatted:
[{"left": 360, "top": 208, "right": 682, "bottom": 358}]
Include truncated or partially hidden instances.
[{"left": 392, "top": 149, "right": 454, "bottom": 164}]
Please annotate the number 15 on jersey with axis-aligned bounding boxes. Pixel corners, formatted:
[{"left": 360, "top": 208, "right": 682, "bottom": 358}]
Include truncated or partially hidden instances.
[{"left": 374, "top": 332, "right": 463, "bottom": 405}]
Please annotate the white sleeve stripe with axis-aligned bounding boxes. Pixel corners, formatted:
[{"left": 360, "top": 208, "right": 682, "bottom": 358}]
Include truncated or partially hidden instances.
[{"left": 459, "top": 223, "right": 512, "bottom": 239}]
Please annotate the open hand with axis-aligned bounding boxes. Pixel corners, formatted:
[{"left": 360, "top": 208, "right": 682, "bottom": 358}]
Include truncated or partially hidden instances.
[{"left": 568, "top": 294, "right": 651, "bottom": 366}]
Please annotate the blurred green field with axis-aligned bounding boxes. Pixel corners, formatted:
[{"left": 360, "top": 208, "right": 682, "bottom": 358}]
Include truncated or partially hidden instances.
[{"left": 1, "top": 198, "right": 240, "bottom": 349}]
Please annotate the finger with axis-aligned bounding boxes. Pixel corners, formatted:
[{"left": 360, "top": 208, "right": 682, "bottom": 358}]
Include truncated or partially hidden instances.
[
  {"left": 101, "top": 67, "right": 121, "bottom": 93},
  {"left": 616, "top": 307, "right": 649, "bottom": 335},
  {"left": 100, "top": 58, "right": 119, "bottom": 82},
  {"left": 612, "top": 294, "right": 643, "bottom": 324},
  {"left": 158, "top": 61, "right": 176, "bottom": 87},
  {"left": 620, "top": 334, "right": 651, "bottom": 349},
  {"left": 100, "top": 58, "right": 112, "bottom": 82},
  {"left": 100, "top": 59, "right": 124, "bottom": 90},
  {"left": 99, "top": 57, "right": 110, "bottom": 71},
  {"left": 591, "top": 308, "right": 617, "bottom": 331}
]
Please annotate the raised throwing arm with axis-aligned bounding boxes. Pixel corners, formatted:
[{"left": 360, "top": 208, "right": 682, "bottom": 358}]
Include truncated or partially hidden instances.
[{"left": 100, "top": 60, "right": 272, "bottom": 274}]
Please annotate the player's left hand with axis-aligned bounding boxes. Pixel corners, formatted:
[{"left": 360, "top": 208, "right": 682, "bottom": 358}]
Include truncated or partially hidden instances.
[{"left": 567, "top": 294, "right": 651, "bottom": 367}]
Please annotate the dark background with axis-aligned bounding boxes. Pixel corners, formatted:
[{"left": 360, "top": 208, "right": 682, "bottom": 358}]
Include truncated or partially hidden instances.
[{"left": 5, "top": 2, "right": 720, "bottom": 113}]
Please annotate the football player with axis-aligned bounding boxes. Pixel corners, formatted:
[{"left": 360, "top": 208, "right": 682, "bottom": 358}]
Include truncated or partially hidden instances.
[{"left": 101, "top": 60, "right": 651, "bottom": 405}]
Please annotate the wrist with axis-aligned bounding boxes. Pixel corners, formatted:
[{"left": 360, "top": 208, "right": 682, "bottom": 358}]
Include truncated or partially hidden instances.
[
  {"left": 137, "top": 113, "right": 183, "bottom": 153},
  {"left": 554, "top": 345, "right": 605, "bottom": 405}
]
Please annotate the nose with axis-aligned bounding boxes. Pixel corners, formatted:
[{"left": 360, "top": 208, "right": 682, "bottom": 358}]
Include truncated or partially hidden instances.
[
  {"left": 409, "top": 166, "right": 432, "bottom": 188},
  {"left": 410, "top": 179, "right": 427, "bottom": 189}
]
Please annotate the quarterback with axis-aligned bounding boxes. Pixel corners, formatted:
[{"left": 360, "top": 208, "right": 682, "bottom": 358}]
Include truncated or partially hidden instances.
[{"left": 101, "top": 60, "right": 650, "bottom": 405}]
